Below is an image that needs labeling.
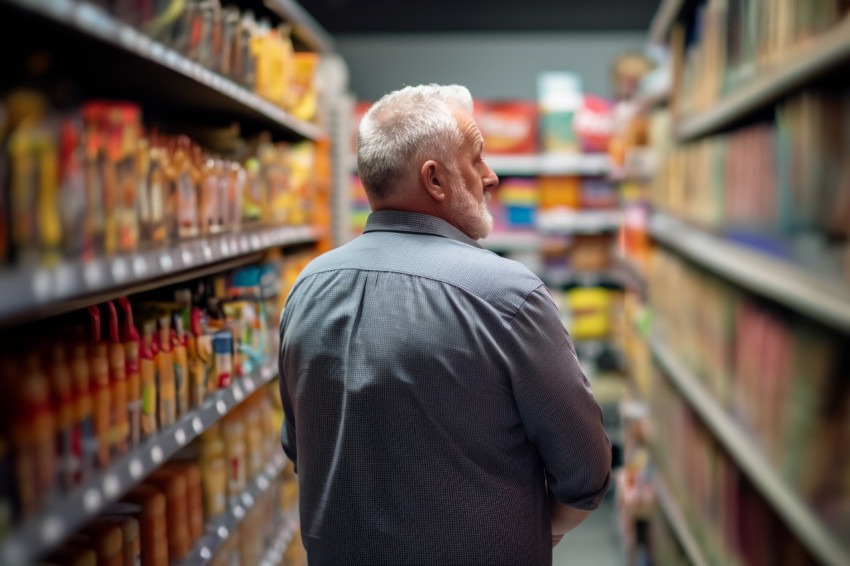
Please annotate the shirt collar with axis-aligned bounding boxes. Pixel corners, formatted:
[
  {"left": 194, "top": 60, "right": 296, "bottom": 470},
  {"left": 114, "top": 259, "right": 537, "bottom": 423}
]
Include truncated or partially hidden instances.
[{"left": 363, "top": 210, "right": 484, "bottom": 249}]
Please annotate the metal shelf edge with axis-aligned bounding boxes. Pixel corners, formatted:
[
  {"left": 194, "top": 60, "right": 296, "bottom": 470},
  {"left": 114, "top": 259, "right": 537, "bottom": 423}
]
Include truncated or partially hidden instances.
[
  {"left": 8, "top": 0, "right": 323, "bottom": 141},
  {"left": 0, "top": 364, "right": 280, "bottom": 566},
  {"left": 653, "top": 474, "right": 710, "bottom": 566},
  {"left": 177, "top": 452, "right": 288, "bottom": 566},
  {"left": 0, "top": 226, "right": 319, "bottom": 326},
  {"left": 650, "top": 336, "right": 850, "bottom": 566},
  {"left": 676, "top": 18, "right": 850, "bottom": 141},
  {"left": 265, "top": 0, "right": 335, "bottom": 53},
  {"left": 256, "top": 507, "right": 300, "bottom": 566},
  {"left": 648, "top": 0, "right": 685, "bottom": 46},
  {"left": 650, "top": 213, "right": 850, "bottom": 333}
]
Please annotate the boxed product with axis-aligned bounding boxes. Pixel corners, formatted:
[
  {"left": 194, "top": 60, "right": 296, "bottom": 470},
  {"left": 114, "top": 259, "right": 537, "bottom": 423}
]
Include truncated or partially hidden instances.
[
  {"left": 473, "top": 100, "right": 538, "bottom": 154},
  {"left": 498, "top": 178, "right": 539, "bottom": 229},
  {"left": 537, "top": 72, "right": 583, "bottom": 153}
]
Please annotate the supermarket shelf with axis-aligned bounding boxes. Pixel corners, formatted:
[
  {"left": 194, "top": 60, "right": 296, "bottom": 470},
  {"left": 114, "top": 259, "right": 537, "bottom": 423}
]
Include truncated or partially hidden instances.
[
  {"left": 648, "top": 0, "right": 685, "bottom": 45},
  {"left": 650, "top": 213, "right": 850, "bottom": 333},
  {"left": 177, "top": 452, "right": 291, "bottom": 566},
  {"left": 0, "top": 226, "right": 320, "bottom": 327},
  {"left": 267, "top": 0, "right": 335, "bottom": 53},
  {"left": 538, "top": 209, "right": 622, "bottom": 234},
  {"left": 6, "top": 0, "right": 323, "bottom": 141},
  {"left": 480, "top": 231, "right": 541, "bottom": 252},
  {"left": 677, "top": 17, "right": 850, "bottom": 141},
  {"left": 612, "top": 252, "right": 648, "bottom": 296},
  {"left": 0, "top": 364, "right": 280, "bottom": 566},
  {"left": 653, "top": 474, "right": 710, "bottom": 566},
  {"left": 486, "top": 153, "right": 610, "bottom": 176},
  {"left": 650, "top": 336, "right": 850, "bottom": 566},
  {"left": 258, "top": 508, "right": 301, "bottom": 566}
]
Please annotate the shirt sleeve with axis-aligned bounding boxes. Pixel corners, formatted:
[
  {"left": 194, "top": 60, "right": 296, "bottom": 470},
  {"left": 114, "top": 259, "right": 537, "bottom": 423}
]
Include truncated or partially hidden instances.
[
  {"left": 279, "top": 307, "right": 298, "bottom": 472},
  {"left": 507, "top": 285, "right": 611, "bottom": 510}
]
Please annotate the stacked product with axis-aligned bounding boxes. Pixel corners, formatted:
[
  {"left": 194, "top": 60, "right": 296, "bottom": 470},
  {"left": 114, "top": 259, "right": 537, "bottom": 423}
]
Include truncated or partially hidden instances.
[
  {"left": 105, "top": 0, "right": 320, "bottom": 121},
  {"left": 0, "top": 250, "right": 316, "bottom": 536},
  {"left": 650, "top": 247, "right": 850, "bottom": 544},
  {"left": 654, "top": 87, "right": 850, "bottom": 283},
  {"left": 0, "top": 93, "right": 321, "bottom": 269},
  {"left": 676, "top": 0, "right": 850, "bottom": 115}
]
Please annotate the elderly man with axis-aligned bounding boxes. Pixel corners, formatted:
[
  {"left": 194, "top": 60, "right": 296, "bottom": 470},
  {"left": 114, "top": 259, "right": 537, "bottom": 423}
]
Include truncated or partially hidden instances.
[{"left": 279, "top": 83, "right": 611, "bottom": 566}]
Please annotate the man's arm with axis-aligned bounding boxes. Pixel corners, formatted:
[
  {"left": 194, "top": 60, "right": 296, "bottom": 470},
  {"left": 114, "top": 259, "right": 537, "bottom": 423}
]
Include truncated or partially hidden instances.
[
  {"left": 506, "top": 285, "right": 612, "bottom": 511},
  {"left": 550, "top": 496, "right": 591, "bottom": 546}
]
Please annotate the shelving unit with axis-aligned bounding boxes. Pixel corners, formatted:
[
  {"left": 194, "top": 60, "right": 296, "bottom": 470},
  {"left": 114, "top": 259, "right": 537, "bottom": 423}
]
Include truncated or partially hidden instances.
[
  {"left": 267, "top": 0, "right": 335, "bottom": 53},
  {"left": 0, "top": 226, "right": 320, "bottom": 328},
  {"left": 258, "top": 508, "right": 302, "bottom": 566},
  {"left": 676, "top": 17, "right": 850, "bottom": 142},
  {"left": 5, "top": 0, "right": 324, "bottom": 141},
  {"left": 177, "top": 452, "right": 292, "bottom": 566},
  {"left": 650, "top": 213, "right": 850, "bottom": 334},
  {"left": 538, "top": 209, "right": 622, "bottom": 234},
  {"left": 0, "top": 364, "right": 280, "bottom": 566},
  {"left": 650, "top": 335, "right": 850, "bottom": 566},
  {"left": 648, "top": 0, "right": 685, "bottom": 46},
  {"left": 480, "top": 231, "right": 541, "bottom": 253},
  {"left": 486, "top": 153, "right": 610, "bottom": 176},
  {"left": 0, "top": 0, "right": 339, "bottom": 563},
  {"left": 652, "top": 474, "right": 710, "bottom": 566}
]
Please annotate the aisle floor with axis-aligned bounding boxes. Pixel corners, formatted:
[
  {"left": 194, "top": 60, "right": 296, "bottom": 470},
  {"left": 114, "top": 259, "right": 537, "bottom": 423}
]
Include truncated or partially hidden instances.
[{"left": 552, "top": 498, "right": 623, "bottom": 566}]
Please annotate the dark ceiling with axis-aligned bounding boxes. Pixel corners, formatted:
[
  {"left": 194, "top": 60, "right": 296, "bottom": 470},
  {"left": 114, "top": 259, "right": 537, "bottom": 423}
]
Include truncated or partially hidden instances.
[{"left": 298, "top": 0, "right": 660, "bottom": 34}]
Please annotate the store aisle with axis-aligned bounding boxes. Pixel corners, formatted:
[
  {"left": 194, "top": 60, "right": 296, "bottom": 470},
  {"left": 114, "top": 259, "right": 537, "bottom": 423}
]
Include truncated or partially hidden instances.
[{"left": 553, "top": 498, "right": 623, "bottom": 566}]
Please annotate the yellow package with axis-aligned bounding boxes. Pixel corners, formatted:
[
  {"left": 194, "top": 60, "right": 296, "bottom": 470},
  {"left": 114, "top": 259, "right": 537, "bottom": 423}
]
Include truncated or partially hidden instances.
[
  {"left": 289, "top": 52, "right": 319, "bottom": 121},
  {"left": 566, "top": 287, "right": 611, "bottom": 340}
]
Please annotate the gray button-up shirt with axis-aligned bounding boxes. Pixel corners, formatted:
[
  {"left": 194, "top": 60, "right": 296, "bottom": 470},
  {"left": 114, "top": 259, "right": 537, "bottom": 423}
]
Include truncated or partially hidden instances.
[{"left": 279, "top": 210, "right": 611, "bottom": 566}]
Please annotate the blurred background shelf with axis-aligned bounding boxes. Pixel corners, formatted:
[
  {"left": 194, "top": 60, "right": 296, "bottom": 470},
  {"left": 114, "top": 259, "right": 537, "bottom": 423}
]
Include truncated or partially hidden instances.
[
  {"left": 480, "top": 231, "right": 542, "bottom": 252},
  {"left": 0, "top": 364, "right": 279, "bottom": 566},
  {"left": 650, "top": 335, "right": 850, "bottom": 566},
  {"left": 676, "top": 17, "right": 850, "bottom": 141},
  {"left": 650, "top": 213, "right": 850, "bottom": 334},
  {"left": 257, "top": 508, "right": 301, "bottom": 566},
  {"left": 486, "top": 153, "right": 610, "bottom": 176},
  {"left": 648, "top": 0, "right": 685, "bottom": 46},
  {"left": 0, "top": 226, "right": 320, "bottom": 328},
  {"left": 177, "top": 451, "right": 289, "bottom": 566},
  {"left": 538, "top": 209, "right": 622, "bottom": 234},
  {"left": 652, "top": 474, "right": 710, "bottom": 566},
  {"left": 266, "top": 0, "right": 336, "bottom": 52},
  {"left": 3, "top": 0, "right": 324, "bottom": 141}
]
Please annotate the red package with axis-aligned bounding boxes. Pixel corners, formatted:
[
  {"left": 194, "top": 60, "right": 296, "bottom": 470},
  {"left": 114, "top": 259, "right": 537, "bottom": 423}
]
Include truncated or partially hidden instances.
[{"left": 473, "top": 100, "right": 538, "bottom": 155}]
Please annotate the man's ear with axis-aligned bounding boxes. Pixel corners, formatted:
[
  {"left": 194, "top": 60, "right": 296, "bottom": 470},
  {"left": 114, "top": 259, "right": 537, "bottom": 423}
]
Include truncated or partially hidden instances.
[{"left": 420, "top": 160, "right": 447, "bottom": 202}]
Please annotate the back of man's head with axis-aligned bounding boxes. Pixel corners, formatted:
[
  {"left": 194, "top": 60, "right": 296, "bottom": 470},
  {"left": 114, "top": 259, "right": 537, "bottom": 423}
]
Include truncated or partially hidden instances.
[{"left": 357, "top": 84, "right": 473, "bottom": 201}]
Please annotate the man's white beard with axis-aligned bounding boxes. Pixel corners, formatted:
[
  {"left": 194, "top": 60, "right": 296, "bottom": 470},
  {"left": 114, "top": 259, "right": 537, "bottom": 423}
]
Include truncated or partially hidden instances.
[{"left": 452, "top": 179, "right": 493, "bottom": 240}]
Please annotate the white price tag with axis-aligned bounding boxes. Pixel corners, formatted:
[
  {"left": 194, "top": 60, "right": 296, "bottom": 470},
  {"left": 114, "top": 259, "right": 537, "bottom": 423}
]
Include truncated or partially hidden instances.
[
  {"left": 203, "top": 244, "right": 213, "bottom": 262},
  {"left": 103, "top": 474, "right": 121, "bottom": 498},
  {"left": 41, "top": 516, "right": 65, "bottom": 545},
  {"left": 83, "top": 260, "right": 104, "bottom": 289},
  {"left": 53, "top": 263, "right": 75, "bottom": 298},
  {"left": 133, "top": 256, "right": 148, "bottom": 277},
  {"left": 181, "top": 249, "right": 193, "bottom": 266},
  {"left": 159, "top": 253, "right": 173, "bottom": 271},
  {"left": 32, "top": 269, "right": 53, "bottom": 303},
  {"left": 111, "top": 257, "right": 128, "bottom": 282}
]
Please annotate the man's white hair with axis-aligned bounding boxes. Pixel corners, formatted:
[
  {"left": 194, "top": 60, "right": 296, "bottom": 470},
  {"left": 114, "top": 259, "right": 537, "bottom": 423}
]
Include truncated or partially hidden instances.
[{"left": 357, "top": 84, "right": 474, "bottom": 199}]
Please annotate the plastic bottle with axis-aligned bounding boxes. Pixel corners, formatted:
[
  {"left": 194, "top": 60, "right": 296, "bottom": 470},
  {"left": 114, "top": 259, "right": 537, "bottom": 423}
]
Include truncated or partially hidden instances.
[
  {"left": 69, "top": 339, "right": 97, "bottom": 481},
  {"left": 221, "top": 412, "right": 246, "bottom": 499},
  {"left": 122, "top": 485, "right": 169, "bottom": 566},
  {"left": 156, "top": 314, "right": 176, "bottom": 428},
  {"left": 88, "top": 306, "right": 112, "bottom": 469},
  {"left": 119, "top": 297, "right": 142, "bottom": 448},
  {"left": 198, "top": 425, "right": 227, "bottom": 518},
  {"left": 172, "top": 314, "right": 189, "bottom": 417},
  {"left": 106, "top": 302, "right": 129, "bottom": 457},
  {"left": 139, "top": 320, "right": 159, "bottom": 439},
  {"left": 146, "top": 468, "right": 189, "bottom": 561},
  {"left": 46, "top": 342, "right": 76, "bottom": 491}
]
